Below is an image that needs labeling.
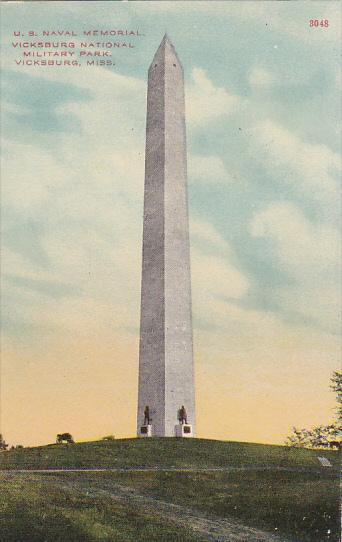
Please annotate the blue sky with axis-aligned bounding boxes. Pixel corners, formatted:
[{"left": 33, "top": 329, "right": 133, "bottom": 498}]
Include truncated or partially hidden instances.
[{"left": 1, "top": 1, "right": 340, "bottom": 445}]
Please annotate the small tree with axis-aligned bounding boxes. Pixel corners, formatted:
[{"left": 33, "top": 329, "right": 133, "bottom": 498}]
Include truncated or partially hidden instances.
[
  {"left": 285, "top": 427, "right": 311, "bottom": 448},
  {"left": 0, "top": 434, "right": 9, "bottom": 451}
]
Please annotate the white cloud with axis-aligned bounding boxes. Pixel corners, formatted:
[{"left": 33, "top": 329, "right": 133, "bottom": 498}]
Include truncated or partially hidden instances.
[
  {"left": 5, "top": 223, "right": 142, "bottom": 339},
  {"left": 250, "top": 119, "right": 340, "bottom": 205},
  {"left": 2, "top": 247, "right": 49, "bottom": 282},
  {"left": 190, "top": 218, "right": 229, "bottom": 250},
  {"left": 188, "top": 154, "right": 230, "bottom": 184},
  {"left": 1, "top": 140, "right": 73, "bottom": 213},
  {"left": 249, "top": 67, "right": 275, "bottom": 89},
  {"left": 251, "top": 202, "right": 340, "bottom": 274},
  {"left": 251, "top": 202, "right": 340, "bottom": 332},
  {"left": 186, "top": 68, "right": 240, "bottom": 126},
  {"left": 192, "top": 248, "right": 249, "bottom": 300},
  {"left": 188, "top": 218, "right": 251, "bottom": 330},
  {"left": 1, "top": 102, "right": 31, "bottom": 115},
  {"left": 1, "top": 65, "right": 147, "bottom": 341}
]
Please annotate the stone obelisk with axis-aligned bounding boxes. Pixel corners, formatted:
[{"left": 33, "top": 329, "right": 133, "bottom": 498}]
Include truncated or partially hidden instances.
[{"left": 137, "top": 35, "right": 195, "bottom": 437}]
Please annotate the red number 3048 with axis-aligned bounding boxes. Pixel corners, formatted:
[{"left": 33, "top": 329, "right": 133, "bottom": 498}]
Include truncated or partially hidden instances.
[{"left": 309, "top": 19, "right": 329, "bottom": 27}]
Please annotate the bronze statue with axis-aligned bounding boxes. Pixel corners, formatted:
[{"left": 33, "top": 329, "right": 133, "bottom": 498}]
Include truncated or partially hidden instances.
[{"left": 178, "top": 405, "right": 187, "bottom": 425}]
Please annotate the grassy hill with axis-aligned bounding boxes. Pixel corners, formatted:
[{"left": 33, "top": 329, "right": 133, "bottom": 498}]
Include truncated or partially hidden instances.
[
  {"left": 1, "top": 439, "right": 340, "bottom": 541},
  {"left": 0, "top": 437, "right": 340, "bottom": 470}
]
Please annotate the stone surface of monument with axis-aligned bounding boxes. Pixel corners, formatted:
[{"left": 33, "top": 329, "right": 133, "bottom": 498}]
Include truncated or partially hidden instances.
[{"left": 137, "top": 35, "right": 196, "bottom": 437}]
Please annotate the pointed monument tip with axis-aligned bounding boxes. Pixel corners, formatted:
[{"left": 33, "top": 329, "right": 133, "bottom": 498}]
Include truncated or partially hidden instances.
[
  {"left": 150, "top": 33, "right": 182, "bottom": 69},
  {"left": 160, "top": 33, "right": 172, "bottom": 48}
]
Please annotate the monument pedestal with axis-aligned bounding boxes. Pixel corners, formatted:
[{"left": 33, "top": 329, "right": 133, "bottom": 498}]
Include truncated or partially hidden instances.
[
  {"left": 175, "top": 424, "right": 193, "bottom": 438},
  {"left": 139, "top": 424, "right": 152, "bottom": 438}
]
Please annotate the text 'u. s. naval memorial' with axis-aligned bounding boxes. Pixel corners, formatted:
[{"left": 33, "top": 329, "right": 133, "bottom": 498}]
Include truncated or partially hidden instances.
[{"left": 137, "top": 35, "right": 196, "bottom": 438}]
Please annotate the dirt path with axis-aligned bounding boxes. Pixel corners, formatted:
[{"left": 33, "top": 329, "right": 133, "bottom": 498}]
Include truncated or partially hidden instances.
[{"left": 57, "top": 477, "right": 290, "bottom": 542}]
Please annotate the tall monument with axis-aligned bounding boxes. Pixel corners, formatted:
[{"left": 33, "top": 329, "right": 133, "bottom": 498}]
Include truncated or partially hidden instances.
[{"left": 137, "top": 35, "right": 196, "bottom": 437}]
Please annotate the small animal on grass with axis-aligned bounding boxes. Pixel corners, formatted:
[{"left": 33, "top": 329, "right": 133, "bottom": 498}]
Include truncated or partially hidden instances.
[{"left": 56, "top": 433, "right": 75, "bottom": 444}]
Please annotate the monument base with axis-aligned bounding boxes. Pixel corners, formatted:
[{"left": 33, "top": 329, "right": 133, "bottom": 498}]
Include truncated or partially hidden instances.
[
  {"left": 175, "top": 424, "right": 193, "bottom": 438},
  {"left": 139, "top": 424, "right": 152, "bottom": 438}
]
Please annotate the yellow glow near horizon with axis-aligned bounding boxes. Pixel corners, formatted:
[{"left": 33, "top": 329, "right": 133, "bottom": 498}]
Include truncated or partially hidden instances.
[{"left": 2, "top": 325, "right": 337, "bottom": 447}]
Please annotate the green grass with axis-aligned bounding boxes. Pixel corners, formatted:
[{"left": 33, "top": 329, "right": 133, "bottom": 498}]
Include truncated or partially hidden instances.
[
  {"left": 1, "top": 439, "right": 340, "bottom": 541},
  {"left": 81, "top": 469, "right": 338, "bottom": 542},
  {"left": 0, "top": 475, "right": 204, "bottom": 542},
  {"left": 0, "top": 437, "right": 340, "bottom": 470}
]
